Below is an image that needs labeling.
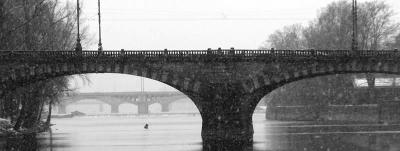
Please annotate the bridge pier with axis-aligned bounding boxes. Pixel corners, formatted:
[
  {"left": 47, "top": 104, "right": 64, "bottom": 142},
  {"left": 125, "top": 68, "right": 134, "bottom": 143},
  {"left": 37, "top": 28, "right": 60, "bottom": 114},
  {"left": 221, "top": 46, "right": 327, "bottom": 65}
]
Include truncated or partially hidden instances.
[
  {"left": 192, "top": 84, "right": 261, "bottom": 149},
  {"left": 99, "top": 104, "right": 104, "bottom": 112},
  {"left": 57, "top": 104, "right": 67, "bottom": 114},
  {"left": 200, "top": 104, "right": 254, "bottom": 149},
  {"left": 160, "top": 102, "right": 171, "bottom": 112},
  {"left": 110, "top": 104, "right": 119, "bottom": 113},
  {"left": 138, "top": 103, "right": 149, "bottom": 114}
]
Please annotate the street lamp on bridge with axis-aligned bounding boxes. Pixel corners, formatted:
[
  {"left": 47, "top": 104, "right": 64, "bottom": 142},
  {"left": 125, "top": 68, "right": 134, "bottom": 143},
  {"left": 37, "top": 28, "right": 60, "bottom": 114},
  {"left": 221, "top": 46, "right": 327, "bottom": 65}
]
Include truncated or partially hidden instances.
[
  {"left": 97, "top": 0, "right": 103, "bottom": 52},
  {"left": 75, "top": 0, "right": 82, "bottom": 53},
  {"left": 351, "top": 0, "right": 358, "bottom": 52}
]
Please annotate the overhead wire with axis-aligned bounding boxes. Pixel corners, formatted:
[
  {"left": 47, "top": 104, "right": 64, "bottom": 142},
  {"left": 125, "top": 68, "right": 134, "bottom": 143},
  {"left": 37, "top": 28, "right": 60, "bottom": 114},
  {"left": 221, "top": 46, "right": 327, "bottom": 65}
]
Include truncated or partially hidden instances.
[
  {"left": 82, "top": 8, "right": 317, "bottom": 22},
  {"left": 86, "top": 18, "right": 314, "bottom": 22}
]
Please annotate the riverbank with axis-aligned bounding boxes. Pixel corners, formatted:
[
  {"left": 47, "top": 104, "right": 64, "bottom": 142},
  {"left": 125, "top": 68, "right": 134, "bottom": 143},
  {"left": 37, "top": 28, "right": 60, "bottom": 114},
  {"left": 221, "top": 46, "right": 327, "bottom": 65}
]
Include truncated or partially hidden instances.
[
  {"left": 0, "top": 119, "right": 13, "bottom": 137},
  {"left": 266, "top": 104, "right": 400, "bottom": 124},
  {"left": 0, "top": 119, "right": 51, "bottom": 137}
]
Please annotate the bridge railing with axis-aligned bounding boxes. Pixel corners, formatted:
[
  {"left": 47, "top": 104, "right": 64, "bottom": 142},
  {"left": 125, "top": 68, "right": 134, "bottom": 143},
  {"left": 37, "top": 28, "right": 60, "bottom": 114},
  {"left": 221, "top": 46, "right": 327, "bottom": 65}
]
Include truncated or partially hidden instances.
[{"left": 1, "top": 49, "right": 399, "bottom": 59}]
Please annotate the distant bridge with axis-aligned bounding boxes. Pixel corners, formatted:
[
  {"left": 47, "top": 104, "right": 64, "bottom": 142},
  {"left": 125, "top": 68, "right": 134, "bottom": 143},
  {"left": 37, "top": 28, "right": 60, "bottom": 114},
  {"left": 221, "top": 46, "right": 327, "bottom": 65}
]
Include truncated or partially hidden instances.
[{"left": 60, "top": 91, "right": 186, "bottom": 114}]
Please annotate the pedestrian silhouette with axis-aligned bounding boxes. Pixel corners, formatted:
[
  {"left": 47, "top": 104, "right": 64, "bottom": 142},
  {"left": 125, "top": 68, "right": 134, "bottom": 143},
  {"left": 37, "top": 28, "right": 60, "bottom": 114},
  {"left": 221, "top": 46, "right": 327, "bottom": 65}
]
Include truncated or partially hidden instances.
[{"left": 144, "top": 123, "right": 149, "bottom": 129}]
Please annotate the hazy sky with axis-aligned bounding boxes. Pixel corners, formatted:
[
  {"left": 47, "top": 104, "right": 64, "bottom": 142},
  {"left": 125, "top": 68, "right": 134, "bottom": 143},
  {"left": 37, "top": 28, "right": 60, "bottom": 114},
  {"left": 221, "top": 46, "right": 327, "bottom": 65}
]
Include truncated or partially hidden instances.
[
  {"left": 79, "top": 0, "right": 400, "bottom": 50},
  {"left": 69, "top": 74, "right": 176, "bottom": 92},
  {"left": 69, "top": 0, "right": 400, "bottom": 92}
]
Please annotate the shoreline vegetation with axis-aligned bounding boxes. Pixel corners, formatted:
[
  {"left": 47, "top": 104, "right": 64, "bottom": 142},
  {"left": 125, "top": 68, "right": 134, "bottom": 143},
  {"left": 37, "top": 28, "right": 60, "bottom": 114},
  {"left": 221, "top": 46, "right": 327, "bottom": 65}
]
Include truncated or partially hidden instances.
[
  {"left": 0, "top": 118, "right": 52, "bottom": 137},
  {"left": 0, "top": 110, "right": 86, "bottom": 137},
  {"left": 0, "top": 0, "right": 91, "bottom": 137}
]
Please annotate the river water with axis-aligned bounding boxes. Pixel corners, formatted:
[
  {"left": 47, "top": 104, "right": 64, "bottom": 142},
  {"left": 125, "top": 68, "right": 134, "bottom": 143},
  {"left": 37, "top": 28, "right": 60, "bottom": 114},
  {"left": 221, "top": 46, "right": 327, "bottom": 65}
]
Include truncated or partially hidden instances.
[{"left": 1, "top": 113, "right": 400, "bottom": 151}]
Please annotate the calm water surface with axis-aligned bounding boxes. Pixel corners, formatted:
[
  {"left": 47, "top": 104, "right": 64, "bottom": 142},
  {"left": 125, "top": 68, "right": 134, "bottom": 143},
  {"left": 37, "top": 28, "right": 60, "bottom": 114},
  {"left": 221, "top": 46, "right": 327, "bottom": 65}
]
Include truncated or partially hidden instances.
[{"left": 1, "top": 113, "right": 400, "bottom": 151}]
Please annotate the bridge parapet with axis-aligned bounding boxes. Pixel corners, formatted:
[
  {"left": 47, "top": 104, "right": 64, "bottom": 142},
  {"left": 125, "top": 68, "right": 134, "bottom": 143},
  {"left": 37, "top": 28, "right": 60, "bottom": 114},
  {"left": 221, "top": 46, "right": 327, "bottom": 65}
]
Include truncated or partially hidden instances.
[{"left": 2, "top": 49, "right": 400, "bottom": 63}]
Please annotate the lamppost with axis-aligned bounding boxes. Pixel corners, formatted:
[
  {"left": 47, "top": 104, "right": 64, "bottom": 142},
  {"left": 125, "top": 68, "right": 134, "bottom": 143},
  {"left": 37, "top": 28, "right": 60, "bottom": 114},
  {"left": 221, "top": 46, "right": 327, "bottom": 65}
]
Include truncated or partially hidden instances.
[
  {"left": 75, "top": 0, "right": 82, "bottom": 52},
  {"left": 351, "top": 0, "right": 358, "bottom": 52},
  {"left": 97, "top": 0, "right": 103, "bottom": 52}
]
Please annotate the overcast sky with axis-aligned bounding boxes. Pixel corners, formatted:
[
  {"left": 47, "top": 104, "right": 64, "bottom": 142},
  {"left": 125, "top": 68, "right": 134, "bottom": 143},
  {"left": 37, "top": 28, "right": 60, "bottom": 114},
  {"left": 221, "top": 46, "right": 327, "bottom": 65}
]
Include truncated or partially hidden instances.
[{"left": 70, "top": 0, "right": 400, "bottom": 92}]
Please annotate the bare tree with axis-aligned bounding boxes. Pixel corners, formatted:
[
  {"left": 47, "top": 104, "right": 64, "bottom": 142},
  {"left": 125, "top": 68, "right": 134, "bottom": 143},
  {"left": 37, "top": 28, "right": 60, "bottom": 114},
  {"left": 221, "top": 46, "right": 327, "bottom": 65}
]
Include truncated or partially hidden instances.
[
  {"left": 358, "top": 1, "right": 399, "bottom": 50},
  {"left": 262, "top": 24, "right": 306, "bottom": 49},
  {"left": 262, "top": 1, "right": 399, "bottom": 50},
  {"left": 0, "top": 0, "right": 92, "bottom": 130},
  {"left": 304, "top": 1, "right": 353, "bottom": 50},
  {"left": 391, "top": 34, "right": 400, "bottom": 49}
]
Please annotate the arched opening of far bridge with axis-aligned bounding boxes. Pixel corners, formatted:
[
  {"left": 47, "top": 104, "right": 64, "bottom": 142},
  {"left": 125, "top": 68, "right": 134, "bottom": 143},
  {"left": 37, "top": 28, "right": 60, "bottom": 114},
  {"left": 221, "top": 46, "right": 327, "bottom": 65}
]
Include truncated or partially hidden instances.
[{"left": 61, "top": 73, "right": 200, "bottom": 114}]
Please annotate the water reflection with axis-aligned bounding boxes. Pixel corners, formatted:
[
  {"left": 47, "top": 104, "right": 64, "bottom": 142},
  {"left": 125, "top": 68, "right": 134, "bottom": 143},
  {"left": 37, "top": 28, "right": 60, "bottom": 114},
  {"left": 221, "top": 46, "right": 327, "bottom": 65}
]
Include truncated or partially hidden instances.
[
  {"left": 0, "top": 130, "right": 71, "bottom": 151},
  {"left": 3, "top": 134, "right": 39, "bottom": 151},
  {"left": 2, "top": 131, "right": 400, "bottom": 151},
  {"left": 259, "top": 125, "right": 400, "bottom": 151},
  {"left": 1, "top": 116, "right": 400, "bottom": 151},
  {"left": 203, "top": 139, "right": 253, "bottom": 151},
  {"left": 276, "top": 133, "right": 400, "bottom": 151}
]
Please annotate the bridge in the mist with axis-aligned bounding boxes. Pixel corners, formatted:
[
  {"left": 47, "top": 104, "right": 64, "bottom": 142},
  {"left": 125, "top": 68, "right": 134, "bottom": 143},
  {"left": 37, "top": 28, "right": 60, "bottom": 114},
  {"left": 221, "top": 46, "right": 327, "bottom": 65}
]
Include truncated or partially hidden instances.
[
  {"left": 1, "top": 48, "right": 400, "bottom": 144},
  {"left": 59, "top": 91, "right": 186, "bottom": 114}
]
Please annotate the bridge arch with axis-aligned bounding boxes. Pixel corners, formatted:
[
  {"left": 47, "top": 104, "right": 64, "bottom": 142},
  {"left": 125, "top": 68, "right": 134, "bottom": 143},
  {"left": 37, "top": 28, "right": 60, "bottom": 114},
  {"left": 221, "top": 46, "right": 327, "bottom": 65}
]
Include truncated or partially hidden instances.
[
  {"left": 245, "top": 60, "right": 400, "bottom": 116},
  {"left": 118, "top": 103, "right": 138, "bottom": 114},
  {"left": 1, "top": 62, "right": 205, "bottom": 114},
  {"left": 149, "top": 103, "right": 162, "bottom": 113},
  {"left": 2, "top": 62, "right": 203, "bottom": 98}
]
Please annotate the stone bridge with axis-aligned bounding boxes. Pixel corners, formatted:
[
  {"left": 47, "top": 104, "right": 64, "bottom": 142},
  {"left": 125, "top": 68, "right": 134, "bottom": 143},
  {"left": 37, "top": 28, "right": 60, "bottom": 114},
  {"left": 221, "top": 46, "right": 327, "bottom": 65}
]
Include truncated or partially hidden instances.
[
  {"left": 60, "top": 91, "right": 186, "bottom": 114},
  {"left": 1, "top": 49, "right": 400, "bottom": 145}
]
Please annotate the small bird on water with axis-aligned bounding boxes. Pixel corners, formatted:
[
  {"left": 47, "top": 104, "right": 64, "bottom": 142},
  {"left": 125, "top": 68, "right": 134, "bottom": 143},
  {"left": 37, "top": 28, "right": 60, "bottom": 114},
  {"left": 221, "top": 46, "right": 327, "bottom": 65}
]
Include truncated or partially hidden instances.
[{"left": 144, "top": 123, "right": 149, "bottom": 129}]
